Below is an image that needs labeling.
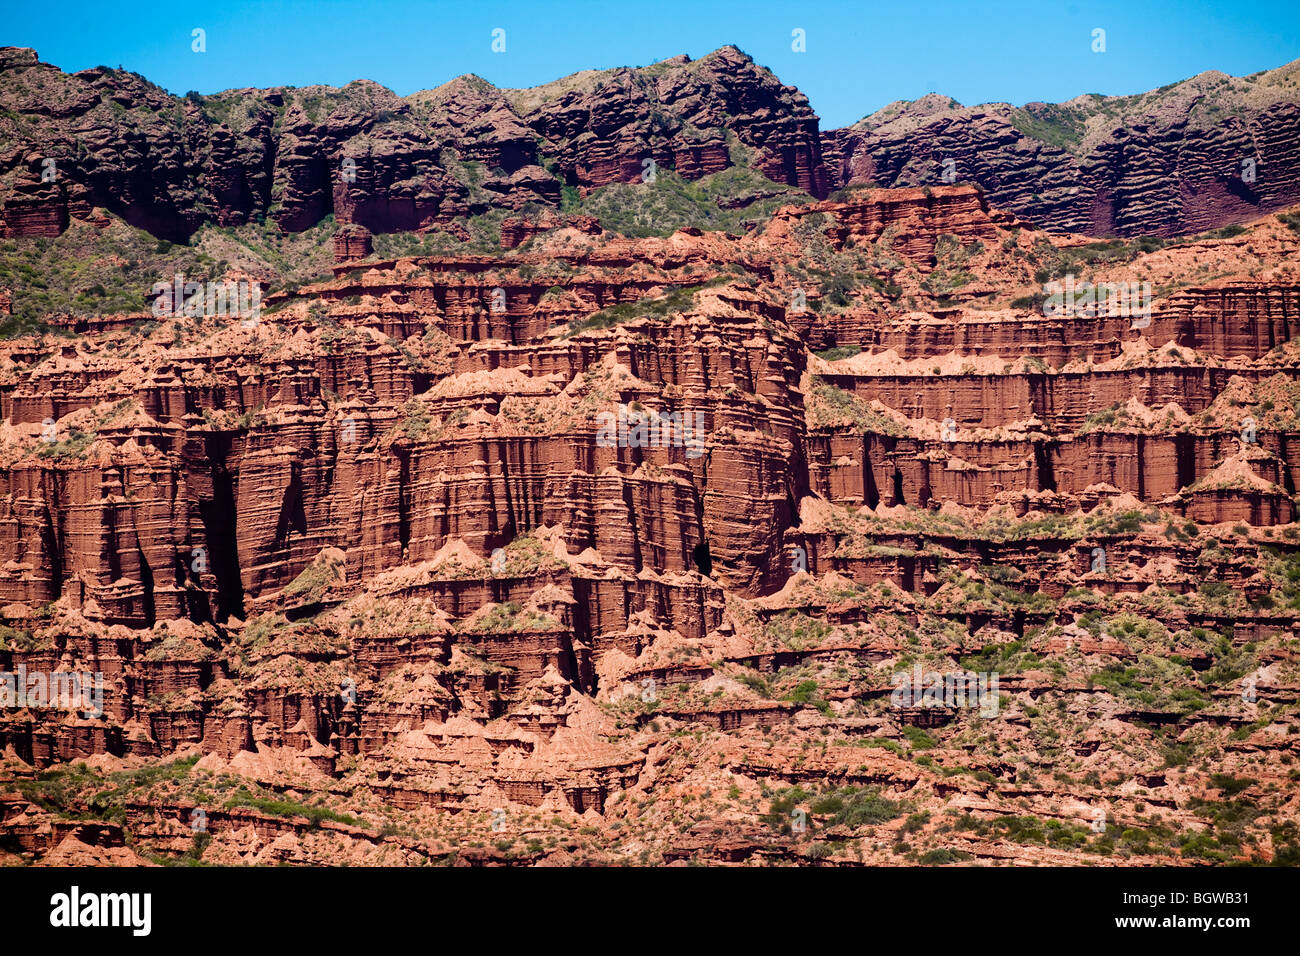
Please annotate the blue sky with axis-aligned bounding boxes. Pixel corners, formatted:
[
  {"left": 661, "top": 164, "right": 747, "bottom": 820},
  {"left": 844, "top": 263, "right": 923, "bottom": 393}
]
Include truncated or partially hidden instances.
[{"left": 5, "top": 0, "right": 1298, "bottom": 127}]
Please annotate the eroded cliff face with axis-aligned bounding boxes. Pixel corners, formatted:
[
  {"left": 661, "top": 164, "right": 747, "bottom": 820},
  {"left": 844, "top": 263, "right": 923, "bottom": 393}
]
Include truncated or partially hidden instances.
[
  {"left": 3, "top": 44, "right": 1298, "bottom": 250},
  {"left": 0, "top": 45, "right": 827, "bottom": 245},
  {"left": 2, "top": 184, "right": 1300, "bottom": 867},
  {"left": 823, "top": 62, "right": 1300, "bottom": 238}
]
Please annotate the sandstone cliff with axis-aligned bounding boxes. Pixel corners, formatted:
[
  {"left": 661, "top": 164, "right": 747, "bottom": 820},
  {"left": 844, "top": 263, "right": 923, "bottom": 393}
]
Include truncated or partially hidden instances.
[
  {"left": 2, "top": 182, "right": 1299, "bottom": 867},
  {"left": 3, "top": 44, "right": 1297, "bottom": 249}
]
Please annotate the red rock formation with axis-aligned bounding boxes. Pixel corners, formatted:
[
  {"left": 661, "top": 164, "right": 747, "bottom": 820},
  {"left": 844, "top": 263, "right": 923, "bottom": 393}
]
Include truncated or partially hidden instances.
[
  {"left": 773, "top": 185, "right": 1001, "bottom": 264},
  {"left": 499, "top": 213, "right": 601, "bottom": 249},
  {"left": 2, "top": 181, "right": 1299, "bottom": 868},
  {"left": 5, "top": 44, "right": 1296, "bottom": 247},
  {"left": 333, "top": 224, "right": 373, "bottom": 263},
  {"left": 823, "top": 63, "right": 1300, "bottom": 237}
]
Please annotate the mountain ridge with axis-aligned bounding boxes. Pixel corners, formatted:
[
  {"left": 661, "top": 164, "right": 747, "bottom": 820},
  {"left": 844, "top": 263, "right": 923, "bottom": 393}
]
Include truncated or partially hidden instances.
[{"left": 2, "top": 43, "right": 1298, "bottom": 245}]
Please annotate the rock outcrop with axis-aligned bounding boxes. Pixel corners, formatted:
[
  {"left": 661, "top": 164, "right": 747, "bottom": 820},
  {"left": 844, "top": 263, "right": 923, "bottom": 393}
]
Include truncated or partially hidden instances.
[
  {"left": 3, "top": 172, "right": 1300, "bottom": 867},
  {"left": 823, "top": 63, "right": 1300, "bottom": 237},
  {"left": 4, "top": 45, "right": 1297, "bottom": 247}
]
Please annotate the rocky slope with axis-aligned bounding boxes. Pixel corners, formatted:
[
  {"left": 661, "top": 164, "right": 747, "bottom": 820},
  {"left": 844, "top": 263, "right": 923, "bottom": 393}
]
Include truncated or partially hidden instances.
[
  {"left": 824, "top": 61, "right": 1300, "bottom": 238},
  {"left": 2, "top": 184, "right": 1299, "bottom": 866},
  {"left": 3, "top": 44, "right": 1298, "bottom": 250},
  {"left": 0, "top": 45, "right": 825, "bottom": 245}
]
